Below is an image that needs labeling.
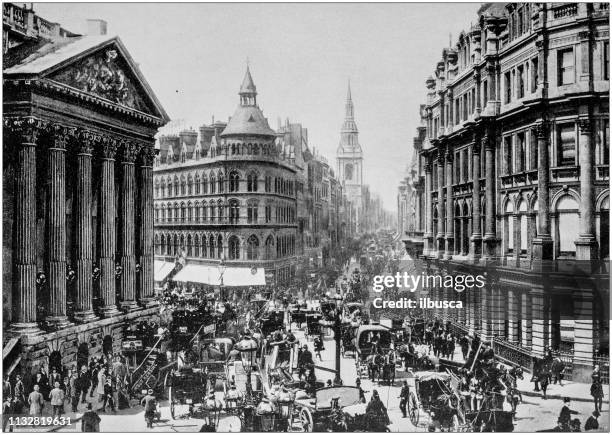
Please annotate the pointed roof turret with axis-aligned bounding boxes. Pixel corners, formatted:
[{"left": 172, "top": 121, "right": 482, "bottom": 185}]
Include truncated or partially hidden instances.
[
  {"left": 347, "top": 79, "right": 352, "bottom": 101},
  {"left": 240, "top": 65, "right": 257, "bottom": 95}
]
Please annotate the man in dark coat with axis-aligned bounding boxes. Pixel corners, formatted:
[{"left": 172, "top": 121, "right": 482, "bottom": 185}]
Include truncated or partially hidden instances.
[
  {"left": 77, "top": 366, "right": 91, "bottom": 404},
  {"left": 366, "top": 390, "right": 390, "bottom": 430},
  {"left": 81, "top": 403, "right": 101, "bottom": 432},
  {"left": 399, "top": 381, "right": 409, "bottom": 418}
]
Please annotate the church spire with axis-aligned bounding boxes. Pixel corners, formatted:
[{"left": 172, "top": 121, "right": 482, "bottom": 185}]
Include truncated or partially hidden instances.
[{"left": 345, "top": 80, "right": 354, "bottom": 120}]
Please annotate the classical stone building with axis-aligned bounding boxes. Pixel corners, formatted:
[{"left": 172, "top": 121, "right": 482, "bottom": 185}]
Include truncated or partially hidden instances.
[
  {"left": 153, "top": 67, "right": 299, "bottom": 287},
  {"left": 3, "top": 4, "right": 169, "bottom": 375},
  {"left": 405, "top": 3, "right": 609, "bottom": 382}
]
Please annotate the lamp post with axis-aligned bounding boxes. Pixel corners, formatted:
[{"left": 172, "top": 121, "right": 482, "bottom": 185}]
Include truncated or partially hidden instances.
[
  {"left": 218, "top": 256, "right": 227, "bottom": 301},
  {"left": 333, "top": 293, "right": 343, "bottom": 385},
  {"left": 236, "top": 336, "right": 258, "bottom": 403}
]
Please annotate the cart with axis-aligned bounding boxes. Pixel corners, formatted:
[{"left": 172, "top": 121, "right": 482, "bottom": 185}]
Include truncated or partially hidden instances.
[
  {"left": 164, "top": 367, "right": 209, "bottom": 419},
  {"left": 294, "top": 386, "right": 365, "bottom": 432},
  {"left": 340, "top": 321, "right": 358, "bottom": 358},
  {"left": 305, "top": 313, "right": 323, "bottom": 340},
  {"left": 355, "top": 324, "right": 394, "bottom": 378}
]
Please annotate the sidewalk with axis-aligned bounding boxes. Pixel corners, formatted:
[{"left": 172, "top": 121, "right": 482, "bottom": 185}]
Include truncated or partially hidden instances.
[{"left": 444, "top": 347, "right": 609, "bottom": 404}]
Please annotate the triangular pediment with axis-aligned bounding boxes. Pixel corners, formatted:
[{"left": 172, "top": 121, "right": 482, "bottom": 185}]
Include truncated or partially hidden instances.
[{"left": 46, "top": 39, "right": 164, "bottom": 117}]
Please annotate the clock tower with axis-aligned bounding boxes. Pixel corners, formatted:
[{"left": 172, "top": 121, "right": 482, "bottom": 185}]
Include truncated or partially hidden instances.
[{"left": 336, "top": 81, "right": 364, "bottom": 231}]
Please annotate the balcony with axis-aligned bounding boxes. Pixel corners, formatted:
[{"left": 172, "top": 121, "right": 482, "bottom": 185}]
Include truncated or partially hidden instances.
[
  {"left": 552, "top": 3, "right": 578, "bottom": 19},
  {"left": 500, "top": 169, "right": 538, "bottom": 188},
  {"left": 551, "top": 165, "right": 580, "bottom": 182}
]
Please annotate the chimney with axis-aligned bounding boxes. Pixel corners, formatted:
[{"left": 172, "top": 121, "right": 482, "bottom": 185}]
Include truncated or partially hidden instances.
[{"left": 86, "top": 19, "right": 107, "bottom": 36}]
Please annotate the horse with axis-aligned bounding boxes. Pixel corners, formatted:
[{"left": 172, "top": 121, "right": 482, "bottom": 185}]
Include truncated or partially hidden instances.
[
  {"left": 366, "top": 353, "right": 385, "bottom": 383},
  {"left": 381, "top": 350, "right": 396, "bottom": 385}
]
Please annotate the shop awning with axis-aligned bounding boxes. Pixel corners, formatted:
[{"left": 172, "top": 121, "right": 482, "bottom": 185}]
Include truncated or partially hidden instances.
[
  {"left": 154, "top": 261, "right": 175, "bottom": 282},
  {"left": 172, "top": 264, "right": 266, "bottom": 287}
]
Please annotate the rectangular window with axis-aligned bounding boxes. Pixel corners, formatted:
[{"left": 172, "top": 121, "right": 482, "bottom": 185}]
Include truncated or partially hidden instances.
[
  {"left": 530, "top": 129, "right": 539, "bottom": 170},
  {"left": 516, "top": 132, "right": 526, "bottom": 172},
  {"left": 504, "top": 136, "right": 513, "bottom": 174},
  {"left": 598, "top": 120, "right": 610, "bottom": 165},
  {"left": 605, "top": 42, "right": 609, "bottom": 81},
  {"left": 557, "top": 124, "right": 576, "bottom": 166},
  {"left": 482, "top": 80, "right": 488, "bottom": 106},
  {"left": 462, "top": 149, "right": 469, "bottom": 182},
  {"left": 531, "top": 57, "right": 539, "bottom": 93},
  {"left": 455, "top": 99, "right": 460, "bottom": 124},
  {"left": 455, "top": 152, "right": 461, "bottom": 183},
  {"left": 504, "top": 71, "right": 512, "bottom": 103},
  {"left": 463, "top": 94, "right": 468, "bottom": 120},
  {"left": 558, "top": 48, "right": 575, "bottom": 85},
  {"left": 517, "top": 65, "right": 525, "bottom": 98}
]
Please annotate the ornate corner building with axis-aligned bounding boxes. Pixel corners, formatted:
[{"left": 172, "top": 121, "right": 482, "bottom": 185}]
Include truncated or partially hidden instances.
[
  {"left": 3, "top": 4, "right": 170, "bottom": 374},
  {"left": 402, "top": 3, "right": 609, "bottom": 382}
]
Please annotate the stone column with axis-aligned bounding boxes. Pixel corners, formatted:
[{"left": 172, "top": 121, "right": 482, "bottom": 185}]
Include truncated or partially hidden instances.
[
  {"left": 507, "top": 288, "right": 519, "bottom": 343},
  {"left": 436, "top": 150, "right": 445, "bottom": 258},
  {"left": 521, "top": 292, "right": 532, "bottom": 348},
  {"left": 99, "top": 138, "right": 120, "bottom": 317},
  {"left": 73, "top": 131, "right": 98, "bottom": 323},
  {"left": 470, "top": 134, "right": 482, "bottom": 261},
  {"left": 572, "top": 288, "right": 594, "bottom": 382},
  {"left": 139, "top": 146, "right": 156, "bottom": 306},
  {"left": 9, "top": 118, "right": 44, "bottom": 335},
  {"left": 482, "top": 132, "right": 497, "bottom": 259},
  {"left": 575, "top": 119, "right": 598, "bottom": 260},
  {"left": 531, "top": 286, "right": 548, "bottom": 357},
  {"left": 532, "top": 122, "right": 554, "bottom": 262},
  {"left": 118, "top": 141, "right": 138, "bottom": 311},
  {"left": 445, "top": 147, "right": 454, "bottom": 259},
  {"left": 480, "top": 285, "right": 492, "bottom": 341},
  {"left": 45, "top": 125, "right": 71, "bottom": 328},
  {"left": 423, "top": 159, "right": 434, "bottom": 256}
]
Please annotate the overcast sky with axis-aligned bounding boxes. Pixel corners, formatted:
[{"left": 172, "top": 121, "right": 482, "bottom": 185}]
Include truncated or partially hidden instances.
[{"left": 33, "top": 2, "right": 480, "bottom": 211}]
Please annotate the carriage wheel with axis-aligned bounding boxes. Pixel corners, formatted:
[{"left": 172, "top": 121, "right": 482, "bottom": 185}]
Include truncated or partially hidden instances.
[
  {"left": 341, "top": 343, "right": 346, "bottom": 357},
  {"left": 299, "top": 408, "right": 313, "bottom": 432},
  {"left": 408, "top": 391, "right": 420, "bottom": 426},
  {"left": 168, "top": 386, "right": 176, "bottom": 420}
]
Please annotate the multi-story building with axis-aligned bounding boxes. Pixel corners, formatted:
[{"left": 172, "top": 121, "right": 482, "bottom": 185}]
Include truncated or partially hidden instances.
[
  {"left": 406, "top": 3, "right": 609, "bottom": 382},
  {"left": 153, "top": 67, "right": 300, "bottom": 288},
  {"left": 3, "top": 4, "right": 169, "bottom": 374}
]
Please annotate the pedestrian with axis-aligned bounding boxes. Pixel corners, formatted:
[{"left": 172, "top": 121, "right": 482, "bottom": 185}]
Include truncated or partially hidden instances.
[
  {"left": 314, "top": 336, "right": 324, "bottom": 361},
  {"left": 78, "top": 365, "right": 91, "bottom": 404},
  {"left": 459, "top": 335, "right": 470, "bottom": 361},
  {"left": 28, "top": 384, "right": 44, "bottom": 416},
  {"left": 3, "top": 396, "right": 14, "bottom": 432},
  {"left": 49, "top": 381, "right": 65, "bottom": 417},
  {"left": 355, "top": 378, "right": 366, "bottom": 404},
  {"left": 3, "top": 375, "right": 12, "bottom": 399},
  {"left": 81, "top": 403, "right": 101, "bottom": 432},
  {"left": 399, "top": 381, "right": 409, "bottom": 418},
  {"left": 557, "top": 397, "right": 575, "bottom": 431},
  {"left": 100, "top": 377, "right": 114, "bottom": 412},
  {"left": 141, "top": 389, "right": 157, "bottom": 429},
  {"left": 551, "top": 356, "right": 565, "bottom": 386},
  {"left": 96, "top": 368, "right": 106, "bottom": 404},
  {"left": 590, "top": 367, "right": 604, "bottom": 413},
  {"left": 539, "top": 370, "right": 550, "bottom": 400},
  {"left": 584, "top": 410, "right": 599, "bottom": 431},
  {"left": 90, "top": 363, "right": 99, "bottom": 399},
  {"left": 13, "top": 375, "right": 24, "bottom": 413},
  {"left": 69, "top": 371, "right": 80, "bottom": 412}
]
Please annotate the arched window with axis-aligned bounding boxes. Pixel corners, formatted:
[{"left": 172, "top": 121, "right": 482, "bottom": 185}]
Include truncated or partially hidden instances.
[
  {"left": 229, "top": 236, "right": 240, "bottom": 260},
  {"left": 247, "top": 171, "right": 258, "bottom": 192},
  {"left": 187, "top": 234, "right": 193, "bottom": 256},
  {"left": 154, "top": 179, "right": 160, "bottom": 198},
  {"left": 555, "top": 195, "right": 579, "bottom": 258},
  {"left": 160, "top": 179, "right": 166, "bottom": 198},
  {"left": 179, "top": 234, "right": 185, "bottom": 256},
  {"left": 247, "top": 201, "right": 258, "bottom": 223},
  {"left": 265, "top": 235, "right": 274, "bottom": 259},
  {"left": 209, "top": 235, "right": 215, "bottom": 259},
  {"left": 229, "top": 199, "right": 240, "bottom": 224},
  {"left": 202, "top": 174, "right": 208, "bottom": 194},
  {"left": 195, "top": 174, "right": 200, "bottom": 194},
  {"left": 187, "top": 201, "right": 193, "bottom": 222},
  {"left": 181, "top": 202, "right": 186, "bottom": 222},
  {"left": 518, "top": 199, "right": 528, "bottom": 255},
  {"left": 194, "top": 234, "right": 200, "bottom": 257},
  {"left": 202, "top": 235, "right": 208, "bottom": 258},
  {"left": 187, "top": 174, "right": 193, "bottom": 195},
  {"left": 229, "top": 171, "right": 240, "bottom": 192},
  {"left": 209, "top": 173, "right": 216, "bottom": 194},
  {"left": 217, "top": 172, "right": 224, "bottom": 193},
  {"left": 247, "top": 235, "right": 259, "bottom": 260},
  {"left": 194, "top": 201, "right": 200, "bottom": 221},
  {"left": 174, "top": 176, "right": 179, "bottom": 196},
  {"left": 265, "top": 174, "right": 272, "bottom": 192},
  {"left": 202, "top": 201, "right": 208, "bottom": 222},
  {"left": 181, "top": 176, "right": 186, "bottom": 195},
  {"left": 504, "top": 199, "right": 514, "bottom": 254},
  {"left": 217, "top": 199, "right": 224, "bottom": 221},
  {"left": 217, "top": 234, "right": 223, "bottom": 258},
  {"left": 210, "top": 203, "right": 215, "bottom": 222}
]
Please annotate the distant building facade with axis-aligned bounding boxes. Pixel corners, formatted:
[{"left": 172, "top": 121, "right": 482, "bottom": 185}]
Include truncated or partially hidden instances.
[
  {"left": 405, "top": 3, "right": 609, "bottom": 382},
  {"left": 153, "top": 68, "right": 299, "bottom": 286}
]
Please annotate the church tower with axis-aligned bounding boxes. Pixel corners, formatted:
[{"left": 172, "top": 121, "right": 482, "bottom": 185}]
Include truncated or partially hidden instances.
[{"left": 336, "top": 81, "right": 364, "bottom": 230}]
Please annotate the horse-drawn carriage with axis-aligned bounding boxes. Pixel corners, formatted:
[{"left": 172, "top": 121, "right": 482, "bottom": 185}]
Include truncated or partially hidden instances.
[
  {"left": 305, "top": 313, "right": 323, "bottom": 340},
  {"left": 407, "top": 371, "right": 515, "bottom": 432},
  {"left": 340, "top": 321, "right": 359, "bottom": 357},
  {"left": 355, "top": 325, "right": 395, "bottom": 383},
  {"left": 260, "top": 309, "right": 286, "bottom": 337},
  {"left": 294, "top": 385, "right": 381, "bottom": 432},
  {"left": 164, "top": 367, "right": 210, "bottom": 419}
]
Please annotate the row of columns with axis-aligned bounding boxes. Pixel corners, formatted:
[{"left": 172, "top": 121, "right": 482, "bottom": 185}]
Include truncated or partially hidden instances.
[{"left": 7, "top": 117, "right": 156, "bottom": 334}]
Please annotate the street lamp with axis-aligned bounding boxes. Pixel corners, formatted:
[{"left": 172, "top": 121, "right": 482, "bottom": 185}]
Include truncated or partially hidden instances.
[
  {"left": 332, "top": 293, "right": 344, "bottom": 385},
  {"left": 236, "top": 336, "right": 258, "bottom": 402},
  {"left": 218, "top": 256, "right": 227, "bottom": 301}
]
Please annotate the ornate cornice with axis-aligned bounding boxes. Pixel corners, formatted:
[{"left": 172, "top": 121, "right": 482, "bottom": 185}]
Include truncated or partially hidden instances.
[
  {"left": 578, "top": 118, "right": 592, "bottom": 134},
  {"left": 139, "top": 145, "right": 156, "bottom": 167}
]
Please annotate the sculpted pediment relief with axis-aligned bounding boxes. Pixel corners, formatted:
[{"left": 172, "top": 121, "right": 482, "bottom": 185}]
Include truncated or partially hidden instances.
[{"left": 48, "top": 47, "right": 155, "bottom": 115}]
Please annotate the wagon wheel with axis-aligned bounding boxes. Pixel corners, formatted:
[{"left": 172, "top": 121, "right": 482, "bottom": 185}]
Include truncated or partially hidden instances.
[
  {"left": 408, "top": 391, "right": 420, "bottom": 426},
  {"left": 164, "top": 372, "right": 177, "bottom": 420},
  {"left": 341, "top": 343, "right": 346, "bottom": 357},
  {"left": 299, "top": 408, "right": 313, "bottom": 432}
]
